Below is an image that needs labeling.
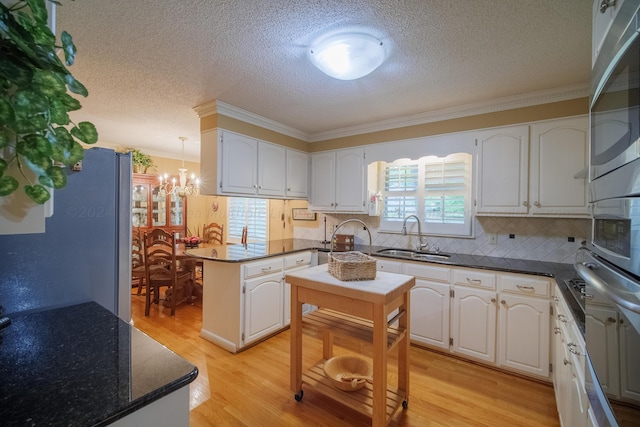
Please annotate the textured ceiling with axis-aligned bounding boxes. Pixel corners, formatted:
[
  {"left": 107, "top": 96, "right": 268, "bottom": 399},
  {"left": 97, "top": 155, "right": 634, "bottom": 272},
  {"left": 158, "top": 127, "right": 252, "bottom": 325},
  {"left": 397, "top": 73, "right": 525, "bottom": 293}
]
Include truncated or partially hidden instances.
[{"left": 55, "top": 0, "right": 592, "bottom": 161}]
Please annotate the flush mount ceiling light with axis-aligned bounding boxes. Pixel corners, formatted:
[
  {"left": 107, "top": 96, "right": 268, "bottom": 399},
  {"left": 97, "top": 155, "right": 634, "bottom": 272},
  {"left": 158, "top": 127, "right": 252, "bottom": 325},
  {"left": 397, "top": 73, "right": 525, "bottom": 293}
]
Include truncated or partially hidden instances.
[{"left": 310, "top": 32, "right": 386, "bottom": 80}]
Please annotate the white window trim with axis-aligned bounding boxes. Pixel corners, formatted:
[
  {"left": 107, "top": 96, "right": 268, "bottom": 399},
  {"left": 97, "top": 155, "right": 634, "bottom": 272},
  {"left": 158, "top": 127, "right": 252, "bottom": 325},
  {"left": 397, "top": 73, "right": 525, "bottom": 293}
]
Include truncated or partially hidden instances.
[
  {"left": 378, "top": 153, "right": 473, "bottom": 237},
  {"left": 227, "top": 197, "right": 269, "bottom": 243}
]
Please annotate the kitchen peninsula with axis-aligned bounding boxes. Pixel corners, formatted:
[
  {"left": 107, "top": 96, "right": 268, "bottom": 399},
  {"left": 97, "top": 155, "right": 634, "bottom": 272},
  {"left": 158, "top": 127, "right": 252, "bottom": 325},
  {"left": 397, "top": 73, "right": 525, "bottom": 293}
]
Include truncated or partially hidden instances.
[{"left": 186, "top": 239, "right": 581, "bottom": 356}]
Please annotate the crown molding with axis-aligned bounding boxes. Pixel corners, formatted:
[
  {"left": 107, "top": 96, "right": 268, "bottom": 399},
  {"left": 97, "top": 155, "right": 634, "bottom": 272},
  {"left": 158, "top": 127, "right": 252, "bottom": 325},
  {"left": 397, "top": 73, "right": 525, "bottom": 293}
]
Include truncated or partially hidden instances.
[
  {"left": 193, "top": 100, "right": 309, "bottom": 141},
  {"left": 193, "top": 83, "right": 590, "bottom": 144},
  {"left": 307, "top": 83, "right": 590, "bottom": 142}
]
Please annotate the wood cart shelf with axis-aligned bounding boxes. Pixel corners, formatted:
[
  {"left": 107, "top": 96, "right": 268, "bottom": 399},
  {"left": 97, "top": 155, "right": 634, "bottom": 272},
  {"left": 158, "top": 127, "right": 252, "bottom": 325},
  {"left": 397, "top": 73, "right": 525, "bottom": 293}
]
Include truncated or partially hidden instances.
[{"left": 286, "top": 264, "right": 415, "bottom": 427}]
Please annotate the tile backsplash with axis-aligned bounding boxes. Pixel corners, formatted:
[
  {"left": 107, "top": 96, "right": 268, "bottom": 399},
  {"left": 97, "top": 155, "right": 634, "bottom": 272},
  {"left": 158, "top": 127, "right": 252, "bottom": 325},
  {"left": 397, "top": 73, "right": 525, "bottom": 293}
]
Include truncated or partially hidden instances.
[{"left": 293, "top": 214, "right": 591, "bottom": 264}]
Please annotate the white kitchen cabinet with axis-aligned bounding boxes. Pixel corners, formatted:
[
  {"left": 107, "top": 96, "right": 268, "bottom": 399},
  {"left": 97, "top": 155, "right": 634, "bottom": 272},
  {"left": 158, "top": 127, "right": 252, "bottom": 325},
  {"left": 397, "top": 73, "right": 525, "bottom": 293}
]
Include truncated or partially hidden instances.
[
  {"left": 243, "top": 271, "right": 284, "bottom": 344},
  {"left": 404, "top": 262, "right": 451, "bottom": 350},
  {"left": 285, "top": 148, "right": 309, "bottom": 198},
  {"left": 586, "top": 304, "right": 620, "bottom": 396},
  {"left": 257, "top": 141, "right": 287, "bottom": 197},
  {"left": 200, "top": 251, "right": 316, "bottom": 353},
  {"left": 221, "top": 131, "right": 286, "bottom": 196},
  {"left": 498, "top": 274, "right": 551, "bottom": 377},
  {"left": 593, "top": 0, "right": 625, "bottom": 66},
  {"left": 529, "top": 117, "right": 589, "bottom": 216},
  {"left": 619, "top": 311, "right": 640, "bottom": 402},
  {"left": 200, "top": 129, "right": 303, "bottom": 199},
  {"left": 220, "top": 131, "right": 258, "bottom": 195},
  {"left": 476, "top": 125, "right": 529, "bottom": 215},
  {"left": 552, "top": 285, "right": 588, "bottom": 427},
  {"left": 451, "top": 285, "right": 497, "bottom": 363},
  {"left": 476, "top": 116, "right": 589, "bottom": 217},
  {"left": 376, "top": 258, "right": 403, "bottom": 273},
  {"left": 309, "top": 147, "right": 367, "bottom": 212},
  {"left": 498, "top": 293, "right": 550, "bottom": 377}
]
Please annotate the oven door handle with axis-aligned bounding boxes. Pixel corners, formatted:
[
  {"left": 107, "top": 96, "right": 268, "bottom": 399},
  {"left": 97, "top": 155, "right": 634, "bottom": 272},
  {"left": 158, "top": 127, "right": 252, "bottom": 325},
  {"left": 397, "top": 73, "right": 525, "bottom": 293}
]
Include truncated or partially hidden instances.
[{"left": 575, "top": 262, "right": 640, "bottom": 315}]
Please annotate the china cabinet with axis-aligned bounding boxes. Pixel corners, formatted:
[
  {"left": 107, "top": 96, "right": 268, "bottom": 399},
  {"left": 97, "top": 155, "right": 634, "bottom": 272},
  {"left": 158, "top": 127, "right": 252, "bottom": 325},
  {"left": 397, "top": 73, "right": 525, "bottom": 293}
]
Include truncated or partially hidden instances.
[{"left": 132, "top": 173, "right": 187, "bottom": 235}]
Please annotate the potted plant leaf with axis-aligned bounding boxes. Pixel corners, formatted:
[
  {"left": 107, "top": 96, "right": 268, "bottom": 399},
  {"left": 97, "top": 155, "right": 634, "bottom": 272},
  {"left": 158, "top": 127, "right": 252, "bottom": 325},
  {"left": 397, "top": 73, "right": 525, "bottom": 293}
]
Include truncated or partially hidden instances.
[
  {"left": 0, "top": 0, "right": 98, "bottom": 205},
  {"left": 129, "top": 148, "right": 154, "bottom": 174}
]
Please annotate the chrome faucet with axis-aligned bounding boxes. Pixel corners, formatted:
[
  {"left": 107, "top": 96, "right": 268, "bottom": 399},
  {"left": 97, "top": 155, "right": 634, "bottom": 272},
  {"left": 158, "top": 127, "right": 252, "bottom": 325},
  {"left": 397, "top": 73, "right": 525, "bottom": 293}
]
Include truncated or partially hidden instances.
[{"left": 401, "top": 215, "right": 429, "bottom": 252}]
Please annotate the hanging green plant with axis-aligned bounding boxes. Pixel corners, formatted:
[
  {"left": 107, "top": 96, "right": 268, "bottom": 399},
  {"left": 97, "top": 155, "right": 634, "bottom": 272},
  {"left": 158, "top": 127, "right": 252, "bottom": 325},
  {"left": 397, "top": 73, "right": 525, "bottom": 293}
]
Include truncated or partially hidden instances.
[{"left": 0, "top": 0, "right": 98, "bottom": 204}]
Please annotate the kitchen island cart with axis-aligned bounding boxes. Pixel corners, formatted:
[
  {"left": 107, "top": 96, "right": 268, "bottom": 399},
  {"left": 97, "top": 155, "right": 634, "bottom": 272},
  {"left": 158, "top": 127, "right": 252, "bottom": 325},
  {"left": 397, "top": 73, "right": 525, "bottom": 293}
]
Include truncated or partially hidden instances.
[{"left": 287, "top": 264, "right": 414, "bottom": 427}]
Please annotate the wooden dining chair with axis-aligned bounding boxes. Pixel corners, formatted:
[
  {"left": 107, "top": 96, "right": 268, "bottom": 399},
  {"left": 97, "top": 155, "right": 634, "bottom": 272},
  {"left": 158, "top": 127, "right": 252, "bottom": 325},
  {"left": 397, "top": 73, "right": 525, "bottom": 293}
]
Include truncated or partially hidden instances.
[
  {"left": 143, "top": 229, "right": 193, "bottom": 316},
  {"left": 202, "top": 222, "right": 224, "bottom": 244},
  {"left": 131, "top": 228, "right": 146, "bottom": 295}
]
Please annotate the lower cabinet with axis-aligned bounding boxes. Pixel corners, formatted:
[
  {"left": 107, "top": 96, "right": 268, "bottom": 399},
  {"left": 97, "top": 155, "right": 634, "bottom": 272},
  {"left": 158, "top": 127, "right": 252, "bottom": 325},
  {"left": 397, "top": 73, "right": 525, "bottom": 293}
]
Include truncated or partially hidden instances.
[
  {"left": 201, "top": 251, "right": 316, "bottom": 353},
  {"left": 552, "top": 285, "right": 588, "bottom": 427},
  {"left": 243, "top": 271, "right": 285, "bottom": 344},
  {"left": 378, "top": 257, "right": 553, "bottom": 381},
  {"left": 452, "top": 286, "right": 497, "bottom": 363}
]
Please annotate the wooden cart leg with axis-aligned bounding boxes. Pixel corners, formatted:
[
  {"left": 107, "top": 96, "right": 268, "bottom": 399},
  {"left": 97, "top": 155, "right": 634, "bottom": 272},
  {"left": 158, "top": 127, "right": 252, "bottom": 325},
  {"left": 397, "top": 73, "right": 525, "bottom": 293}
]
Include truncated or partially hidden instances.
[
  {"left": 322, "top": 329, "right": 334, "bottom": 360},
  {"left": 372, "top": 303, "right": 388, "bottom": 427},
  {"left": 290, "top": 284, "right": 303, "bottom": 396},
  {"left": 398, "top": 292, "right": 411, "bottom": 407}
]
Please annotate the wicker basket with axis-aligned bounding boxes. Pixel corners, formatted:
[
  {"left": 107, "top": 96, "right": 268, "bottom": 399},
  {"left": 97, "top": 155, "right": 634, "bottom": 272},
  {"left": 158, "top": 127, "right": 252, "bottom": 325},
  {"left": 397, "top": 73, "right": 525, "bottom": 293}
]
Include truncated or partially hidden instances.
[
  {"left": 328, "top": 251, "right": 377, "bottom": 281},
  {"left": 328, "top": 219, "right": 376, "bottom": 281}
]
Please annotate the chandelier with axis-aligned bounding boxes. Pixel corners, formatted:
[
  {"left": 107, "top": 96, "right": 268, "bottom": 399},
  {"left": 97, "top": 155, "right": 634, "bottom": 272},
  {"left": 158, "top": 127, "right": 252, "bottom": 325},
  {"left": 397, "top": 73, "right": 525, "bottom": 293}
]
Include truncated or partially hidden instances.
[{"left": 158, "top": 137, "right": 200, "bottom": 197}]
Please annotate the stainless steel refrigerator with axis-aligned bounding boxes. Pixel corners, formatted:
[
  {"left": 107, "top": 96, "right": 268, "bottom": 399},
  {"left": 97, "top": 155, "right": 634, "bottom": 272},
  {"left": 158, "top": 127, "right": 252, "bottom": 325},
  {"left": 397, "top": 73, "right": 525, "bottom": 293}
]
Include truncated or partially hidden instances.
[{"left": 0, "top": 148, "right": 132, "bottom": 319}]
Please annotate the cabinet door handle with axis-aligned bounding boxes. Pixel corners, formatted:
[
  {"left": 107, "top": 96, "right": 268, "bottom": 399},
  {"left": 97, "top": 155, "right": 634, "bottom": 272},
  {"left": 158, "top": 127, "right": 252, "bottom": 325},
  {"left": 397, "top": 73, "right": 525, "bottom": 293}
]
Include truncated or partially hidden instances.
[
  {"left": 552, "top": 296, "right": 559, "bottom": 302},
  {"left": 523, "top": 201, "right": 529, "bottom": 207},
  {"left": 287, "top": 188, "right": 291, "bottom": 191},
  {"left": 607, "top": 317, "right": 617, "bottom": 323},
  {"left": 261, "top": 266, "right": 272, "bottom": 272},
  {"left": 500, "top": 299, "right": 507, "bottom": 306},
  {"left": 533, "top": 201, "right": 541, "bottom": 207},
  {"left": 600, "top": 0, "right": 616, "bottom": 13},
  {"left": 563, "top": 358, "right": 572, "bottom": 366},
  {"left": 491, "top": 298, "right": 496, "bottom": 303},
  {"left": 554, "top": 327, "right": 561, "bottom": 335},
  {"left": 516, "top": 285, "right": 535, "bottom": 291},
  {"left": 557, "top": 314, "right": 567, "bottom": 323},
  {"left": 296, "top": 259, "right": 305, "bottom": 265},
  {"left": 466, "top": 278, "right": 481, "bottom": 284},
  {"left": 567, "top": 342, "right": 581, "bottom": 356}
]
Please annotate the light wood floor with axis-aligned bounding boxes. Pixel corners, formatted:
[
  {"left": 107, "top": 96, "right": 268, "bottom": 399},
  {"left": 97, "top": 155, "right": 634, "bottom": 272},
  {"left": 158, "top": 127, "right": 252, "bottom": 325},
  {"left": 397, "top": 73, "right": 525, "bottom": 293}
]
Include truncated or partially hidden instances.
[{"left": 131, "top": 293, "right": 561, "bottom": 426}]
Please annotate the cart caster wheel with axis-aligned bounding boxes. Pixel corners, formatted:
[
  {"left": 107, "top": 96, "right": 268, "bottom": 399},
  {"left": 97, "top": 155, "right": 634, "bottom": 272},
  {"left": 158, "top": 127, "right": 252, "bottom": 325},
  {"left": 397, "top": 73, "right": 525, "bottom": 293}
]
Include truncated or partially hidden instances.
[
  {"left": 294, "top": 390, "right": 304, "bottom": 402},
  {"left": 402, "top": 400, "right": 408, "bottom": 409}
]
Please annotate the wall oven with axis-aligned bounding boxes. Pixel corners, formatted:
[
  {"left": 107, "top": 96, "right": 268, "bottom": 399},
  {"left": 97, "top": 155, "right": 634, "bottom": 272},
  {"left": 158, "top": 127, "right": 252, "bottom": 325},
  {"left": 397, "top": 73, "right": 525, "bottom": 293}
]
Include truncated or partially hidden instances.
[{"left": 585, "top": 2, "right": 640, "bottom": 425}]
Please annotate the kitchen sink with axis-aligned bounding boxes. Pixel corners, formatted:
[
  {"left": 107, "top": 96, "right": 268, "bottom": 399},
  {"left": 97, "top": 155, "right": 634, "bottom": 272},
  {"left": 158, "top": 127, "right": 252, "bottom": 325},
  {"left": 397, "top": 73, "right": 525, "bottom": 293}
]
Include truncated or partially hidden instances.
[
  {"left": 376, "top": 248, "right": 451, "bottom": 261},
  {"left": 376, "top": 248, "right": 416, "bottom": 257}
]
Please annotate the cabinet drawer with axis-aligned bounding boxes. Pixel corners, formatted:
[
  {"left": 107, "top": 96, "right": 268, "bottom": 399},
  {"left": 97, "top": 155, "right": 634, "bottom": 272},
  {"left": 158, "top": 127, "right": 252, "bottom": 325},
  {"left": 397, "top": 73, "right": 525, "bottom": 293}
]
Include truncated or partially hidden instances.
[
  {"left": 404, "top": 262, "right": 450, "bottom": 283},
  {"left": 244, "top": 258, "right": 283, "bottom": 279},
  {"left": 499, "top": 274, "right": 550, "bottom": 297},
  {"left": 453, "top": 268, "right": 496, "bottom": 290},
  {"left": 376, "top": 259, "right": 403, "bottom": 273},
  {"left": 284, "top": 252, "right": 312, "bottom": 270}
]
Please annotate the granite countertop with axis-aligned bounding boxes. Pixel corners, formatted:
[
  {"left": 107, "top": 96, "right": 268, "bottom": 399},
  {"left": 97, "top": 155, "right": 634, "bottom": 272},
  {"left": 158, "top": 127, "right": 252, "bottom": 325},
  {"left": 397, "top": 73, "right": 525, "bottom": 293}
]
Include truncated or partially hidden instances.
[
  {"left": 185, "top": 239, "right": 585, "bottom": 334},
  {"left": 186, "top": 238, "right": 584, "bottom": 334},
  {"left": 0, "top": 302, "right": 198, "bottom": 426}
]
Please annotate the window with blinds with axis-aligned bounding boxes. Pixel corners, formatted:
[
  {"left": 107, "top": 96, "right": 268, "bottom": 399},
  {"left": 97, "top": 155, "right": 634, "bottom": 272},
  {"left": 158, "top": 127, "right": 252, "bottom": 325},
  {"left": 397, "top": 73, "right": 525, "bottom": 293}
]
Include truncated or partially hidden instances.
[
  {"left": 227, "top": 197, "right": 268, "bottom": 243},
  {"left": 379, "top": 153, "right": 472, "bottom": 236}
]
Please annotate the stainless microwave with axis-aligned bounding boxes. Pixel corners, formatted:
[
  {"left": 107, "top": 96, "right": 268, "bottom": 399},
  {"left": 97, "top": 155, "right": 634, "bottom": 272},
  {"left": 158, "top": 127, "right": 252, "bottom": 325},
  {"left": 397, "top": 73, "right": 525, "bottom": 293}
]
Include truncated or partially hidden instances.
[{"left": 590, "top": 1, "right": 640, "bottom": 181}]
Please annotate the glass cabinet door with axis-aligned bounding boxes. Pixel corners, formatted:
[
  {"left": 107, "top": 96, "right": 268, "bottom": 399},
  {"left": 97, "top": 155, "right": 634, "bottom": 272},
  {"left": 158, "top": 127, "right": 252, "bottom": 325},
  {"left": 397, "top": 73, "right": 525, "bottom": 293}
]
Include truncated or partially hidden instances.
[
  {"left": 132, "top": 184, "right": 148, "bottom": 227},
  {"left": 151, "top": 186, "right": 167, "bottom": 227},
  {"left": 170, "top": 192, "right": 184, "bottom": 226}
]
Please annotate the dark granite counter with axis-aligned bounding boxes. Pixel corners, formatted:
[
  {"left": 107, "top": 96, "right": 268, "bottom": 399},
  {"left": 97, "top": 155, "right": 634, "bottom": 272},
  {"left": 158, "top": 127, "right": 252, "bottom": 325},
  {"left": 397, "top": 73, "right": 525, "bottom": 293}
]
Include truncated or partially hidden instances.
[
  {"left": 0, "top": 302, "right": 198, "bottom": 426},
  {"left": 186, "top": 238, "right": 584, "bottom": 334}
]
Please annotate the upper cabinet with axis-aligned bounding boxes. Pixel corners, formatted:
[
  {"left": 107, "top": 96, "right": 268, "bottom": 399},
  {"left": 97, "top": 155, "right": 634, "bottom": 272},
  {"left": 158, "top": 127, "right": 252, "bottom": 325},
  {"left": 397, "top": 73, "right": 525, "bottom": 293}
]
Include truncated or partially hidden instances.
[
  {"left": 593, "top": 0, "right": 625, "bottom": 66},
  {"left": 286, "top": 149, "right": 309, "bottom": 198},
  {"left": 200, "top": 129, "right": 308, "bottom": 199},
  {"left": 476, "top": 116, "right": 589, "bottom": 218},
  {"left": 309, "top": 147, "right": 367, "bottom": 213},
  {"left": 132, "top": 173, "right": 187, "bottom": 235},
  {"left": 476, "top": 125, "right": 530, "bottom": 215}
]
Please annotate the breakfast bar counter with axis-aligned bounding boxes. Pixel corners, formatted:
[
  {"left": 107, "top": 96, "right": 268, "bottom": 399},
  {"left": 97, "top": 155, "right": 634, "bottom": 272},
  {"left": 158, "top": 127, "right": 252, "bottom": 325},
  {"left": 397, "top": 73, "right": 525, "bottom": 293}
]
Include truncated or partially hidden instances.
[
  {"left": 286, "top": 264, "right": 415, "bottom": 427},
  {"left": 0, "top": 302, "right": 198, "bottom": 426}
]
